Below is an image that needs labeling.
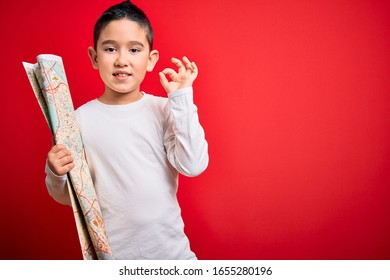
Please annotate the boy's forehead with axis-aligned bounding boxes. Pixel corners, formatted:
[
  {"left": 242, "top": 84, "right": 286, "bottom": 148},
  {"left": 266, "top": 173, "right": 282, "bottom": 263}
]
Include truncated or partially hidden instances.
[{"left": 98, "top": 19, "right": 148, "bottom": 44}]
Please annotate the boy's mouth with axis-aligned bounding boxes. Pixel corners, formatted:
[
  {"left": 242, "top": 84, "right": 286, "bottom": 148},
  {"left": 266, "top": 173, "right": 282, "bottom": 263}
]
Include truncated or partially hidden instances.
[{"left": 113, "top": 72, "right": 131, "bottom": 77}]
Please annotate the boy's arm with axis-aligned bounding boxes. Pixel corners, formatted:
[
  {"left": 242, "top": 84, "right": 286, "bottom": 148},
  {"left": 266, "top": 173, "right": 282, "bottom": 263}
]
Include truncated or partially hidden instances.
[
  {"left": 45, "top": 163, "right": 71, "bottom": 206},
  {"left": 160, "top": 56, "right": 208, "bottom": 176},
  {"left": 164, "top": 87, "right": 209, "bottom": 177},
  {"left": 45, "top": 144, "right": 73, "bottom": 206}
]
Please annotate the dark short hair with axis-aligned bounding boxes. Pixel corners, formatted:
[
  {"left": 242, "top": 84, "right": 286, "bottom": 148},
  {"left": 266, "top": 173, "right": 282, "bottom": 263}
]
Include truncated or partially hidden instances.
[{"left": 93, "top": 0, "right": 154, "bottom": 50}]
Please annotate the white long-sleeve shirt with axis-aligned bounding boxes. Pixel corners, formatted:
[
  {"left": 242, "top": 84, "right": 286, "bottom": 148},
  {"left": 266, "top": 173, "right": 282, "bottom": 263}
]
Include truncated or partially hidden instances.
[{"left": 45, "top": 87, "right": 208, "bottom": 259}]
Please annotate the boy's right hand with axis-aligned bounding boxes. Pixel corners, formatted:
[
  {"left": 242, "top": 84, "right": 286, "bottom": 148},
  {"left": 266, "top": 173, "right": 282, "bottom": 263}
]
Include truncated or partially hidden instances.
[{"left": 47, "top": 144, "right": 75, "bottom": 176}]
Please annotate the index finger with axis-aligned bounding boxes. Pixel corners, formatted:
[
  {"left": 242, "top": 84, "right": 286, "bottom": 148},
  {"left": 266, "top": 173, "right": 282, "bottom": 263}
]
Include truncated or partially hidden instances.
[
  {"left": 50, "top": 144, "right": 66, "bottom": 153},
  {"left": 171, "top": 57, "right": 186, "bottom": 74}
]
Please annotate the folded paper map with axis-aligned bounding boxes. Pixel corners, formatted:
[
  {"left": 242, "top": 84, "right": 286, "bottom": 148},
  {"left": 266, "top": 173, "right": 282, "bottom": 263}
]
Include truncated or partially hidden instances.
[{"left": 23, "top": 54, "right": 112, "bottom": 260}]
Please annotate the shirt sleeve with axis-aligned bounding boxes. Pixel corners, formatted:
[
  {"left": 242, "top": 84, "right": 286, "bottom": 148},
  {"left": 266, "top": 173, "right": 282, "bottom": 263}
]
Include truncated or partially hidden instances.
[
  {"left": 164, "top": 87, "right": 209, "bottom": 177},
  {"left": 45, "top": 161, "right": 72, "bottom": 206}
]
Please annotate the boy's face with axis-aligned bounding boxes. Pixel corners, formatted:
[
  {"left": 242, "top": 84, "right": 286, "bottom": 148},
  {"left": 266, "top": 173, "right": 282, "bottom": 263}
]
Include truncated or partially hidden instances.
[{"left": 88, "top": 19, "right": 158, "bottom": 101}]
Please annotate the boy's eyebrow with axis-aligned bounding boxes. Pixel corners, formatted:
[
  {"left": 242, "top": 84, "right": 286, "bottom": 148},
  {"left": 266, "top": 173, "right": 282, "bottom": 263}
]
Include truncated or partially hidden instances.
[{"left": 101, "top": 39, "right": 145, "bottom": 47}]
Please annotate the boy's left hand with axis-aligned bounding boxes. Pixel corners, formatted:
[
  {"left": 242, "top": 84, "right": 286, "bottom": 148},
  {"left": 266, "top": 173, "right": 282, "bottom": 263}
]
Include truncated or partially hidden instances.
[{"left": 159, "top": 56, "right": 198, "bottom": 94}]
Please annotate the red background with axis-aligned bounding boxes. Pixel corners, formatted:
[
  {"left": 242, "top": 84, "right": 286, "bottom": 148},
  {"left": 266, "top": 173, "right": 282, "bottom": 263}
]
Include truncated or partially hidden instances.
[{"left": 1, "top": 0, "right": 390, "bottom": 259}]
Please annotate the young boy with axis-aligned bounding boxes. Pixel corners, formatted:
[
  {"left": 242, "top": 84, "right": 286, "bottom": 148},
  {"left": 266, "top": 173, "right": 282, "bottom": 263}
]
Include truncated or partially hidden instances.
[{"left": 45, "top": 0, "right": 208, "bottom": 260}]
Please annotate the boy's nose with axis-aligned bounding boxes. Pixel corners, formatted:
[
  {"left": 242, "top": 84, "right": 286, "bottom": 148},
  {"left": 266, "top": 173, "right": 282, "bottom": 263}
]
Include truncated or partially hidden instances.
[{"left": 115, "top": 51, "right": 129, "bottom": 67}]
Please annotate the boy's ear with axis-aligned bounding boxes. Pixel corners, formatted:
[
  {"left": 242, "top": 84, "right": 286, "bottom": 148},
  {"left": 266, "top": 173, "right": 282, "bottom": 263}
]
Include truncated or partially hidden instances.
[
  {"left": 147, "top": 50, "right": 159, "bottom": 72},
  {"left": 88, "top": 46, "right": 99, "bottom": 69}
]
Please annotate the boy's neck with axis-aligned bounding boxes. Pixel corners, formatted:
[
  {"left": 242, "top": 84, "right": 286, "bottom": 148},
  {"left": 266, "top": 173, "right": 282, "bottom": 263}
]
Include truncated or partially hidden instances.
[{"left": 98, "top": 89, "right": 144, "bottom": 105}]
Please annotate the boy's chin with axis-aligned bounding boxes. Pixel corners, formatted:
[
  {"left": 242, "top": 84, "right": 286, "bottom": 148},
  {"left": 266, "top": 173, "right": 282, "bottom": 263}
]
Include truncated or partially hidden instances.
[
  {"left": 106, "top": 86, "right": 140, "bottom": 95},
  {"left": 102, "top": 86, "right": 143, "bottom": 101}
]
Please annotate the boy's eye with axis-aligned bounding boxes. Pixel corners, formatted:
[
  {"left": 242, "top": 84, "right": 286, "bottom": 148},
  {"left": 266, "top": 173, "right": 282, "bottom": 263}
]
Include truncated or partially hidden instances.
[
  {"left": 130, "top": 48, "right": 140, "bottom": 53},
  {"left": 104, "top": 47, "right": 116, "bottom": 52}
]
